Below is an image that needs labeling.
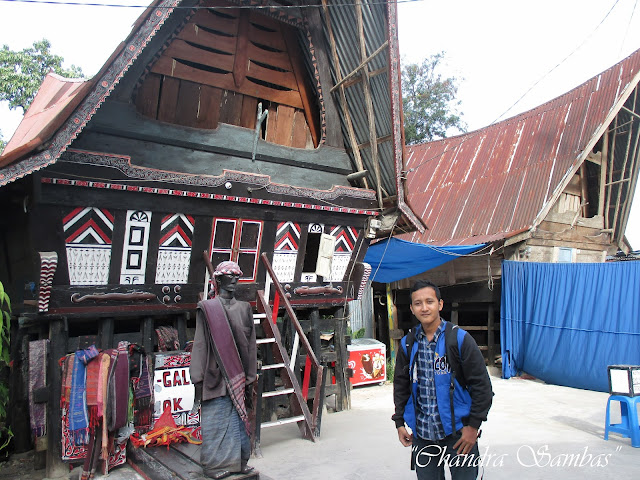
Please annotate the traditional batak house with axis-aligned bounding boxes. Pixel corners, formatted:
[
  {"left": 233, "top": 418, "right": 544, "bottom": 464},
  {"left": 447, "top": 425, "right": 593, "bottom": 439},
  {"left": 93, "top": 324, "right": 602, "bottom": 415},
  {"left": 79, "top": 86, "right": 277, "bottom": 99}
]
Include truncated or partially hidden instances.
[
  {"left": 0, "top": 0, "right": 422, "bottom": 476},
  {"left": 367, "top": 48, "right": 640, "bottom": 368}
]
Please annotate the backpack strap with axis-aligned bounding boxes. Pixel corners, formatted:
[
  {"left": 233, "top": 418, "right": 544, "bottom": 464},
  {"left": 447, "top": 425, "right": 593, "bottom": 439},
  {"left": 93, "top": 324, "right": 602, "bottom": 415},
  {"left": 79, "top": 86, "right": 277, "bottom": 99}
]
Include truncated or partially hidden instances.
[{"left": 444, "top": 321, "right": 464, "bottom": 435}]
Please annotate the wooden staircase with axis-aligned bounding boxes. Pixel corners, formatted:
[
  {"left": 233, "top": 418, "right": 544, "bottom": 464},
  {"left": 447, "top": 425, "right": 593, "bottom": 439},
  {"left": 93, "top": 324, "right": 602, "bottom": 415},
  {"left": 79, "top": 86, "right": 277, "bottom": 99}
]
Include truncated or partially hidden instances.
[{"left": 252, "top": 253, "right": 325, "bottom": 452}]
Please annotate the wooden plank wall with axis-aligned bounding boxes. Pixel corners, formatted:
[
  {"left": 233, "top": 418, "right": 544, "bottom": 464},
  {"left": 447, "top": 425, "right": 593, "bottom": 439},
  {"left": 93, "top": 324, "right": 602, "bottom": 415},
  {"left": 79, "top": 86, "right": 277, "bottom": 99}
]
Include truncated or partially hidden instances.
[
  {"left": 136, "top": 73, "right": 313, "bottom": 149},
  {"left": 134, "top": 1, "right": 316, "bottom": 149}
]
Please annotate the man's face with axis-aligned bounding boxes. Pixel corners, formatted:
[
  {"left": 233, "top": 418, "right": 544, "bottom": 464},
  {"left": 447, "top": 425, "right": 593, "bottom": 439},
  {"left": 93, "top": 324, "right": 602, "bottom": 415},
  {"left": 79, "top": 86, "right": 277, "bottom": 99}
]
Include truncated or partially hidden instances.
[{"left": 410, "top": 286, "right": 443, "bottom": 331}]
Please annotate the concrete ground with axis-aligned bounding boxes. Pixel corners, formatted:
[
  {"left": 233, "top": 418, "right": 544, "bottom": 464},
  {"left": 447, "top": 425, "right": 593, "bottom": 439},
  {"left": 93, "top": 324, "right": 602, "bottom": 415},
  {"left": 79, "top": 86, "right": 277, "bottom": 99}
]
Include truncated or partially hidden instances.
[
  {"left": 1, "top": 371, "right": 638, "bottom": 479},
  {"left": 251, "top": 372, "right": 639, "bottom": 480}
]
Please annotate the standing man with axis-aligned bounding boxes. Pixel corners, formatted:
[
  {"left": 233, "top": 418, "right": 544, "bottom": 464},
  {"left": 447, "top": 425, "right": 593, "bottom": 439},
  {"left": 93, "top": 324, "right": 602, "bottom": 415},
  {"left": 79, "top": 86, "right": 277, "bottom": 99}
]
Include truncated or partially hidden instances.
[
  {"left": 190, "top": 261, "right": 257, "bottom": 479},
  {"left": 393, "top": 280, "right": 493, "bottom": 479}
]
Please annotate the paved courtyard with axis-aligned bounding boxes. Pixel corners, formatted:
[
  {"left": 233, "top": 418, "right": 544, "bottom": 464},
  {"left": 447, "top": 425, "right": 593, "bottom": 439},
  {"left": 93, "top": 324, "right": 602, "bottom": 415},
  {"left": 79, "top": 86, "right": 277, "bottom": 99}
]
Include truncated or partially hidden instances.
[{"left": 1, "top": 370, "right": 638, "bottom": 479}]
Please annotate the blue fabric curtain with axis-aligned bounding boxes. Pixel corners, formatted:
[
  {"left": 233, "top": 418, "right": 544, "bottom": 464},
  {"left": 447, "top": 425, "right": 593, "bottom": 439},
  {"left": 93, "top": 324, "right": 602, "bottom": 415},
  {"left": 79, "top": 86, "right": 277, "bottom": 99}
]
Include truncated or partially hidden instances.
[
  {"left": 501, "top": 260, "right": 640, "bottom": 391},
  {"left": 363, "top": 238, "right": 485, "bottom": 283}
]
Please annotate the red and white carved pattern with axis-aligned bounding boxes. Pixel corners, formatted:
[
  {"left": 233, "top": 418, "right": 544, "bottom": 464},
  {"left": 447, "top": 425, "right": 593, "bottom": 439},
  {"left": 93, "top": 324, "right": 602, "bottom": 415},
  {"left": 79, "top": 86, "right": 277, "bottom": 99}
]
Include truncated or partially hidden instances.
[
  {"left": 43, "top": 176, "right": 379, "bottom": 216},
  {"left": 357, "top": 263, "right": 372, "bottom": 301},
  {"left": 64, "top": 207, "right": 114, "bottom": 286},
  {"left": 154, "top": 352, "right": 191, "bottom": 370},
  {"left": 156, "top": 213, "right": 194, "bottom": 284},
  {"left": 186, "top": 410, "right": 200, "bottom": 425},
  {"left": 274, "top": 222, "right": 300, "bottom": 251},
  {"left": 330, "top": 226, "right": 359, "bottom": 253},
  {"left": 62, "top": 150, "right": 377, "bottom": 203},
  {"left": 60, "top": 406, "right": 126, "bottom": 466},
  {"left": 273, "top": 222, "right": 301, "bottom": 282},
  {"left": 38, "top": 251, "right": 58, "bottom": 312}
]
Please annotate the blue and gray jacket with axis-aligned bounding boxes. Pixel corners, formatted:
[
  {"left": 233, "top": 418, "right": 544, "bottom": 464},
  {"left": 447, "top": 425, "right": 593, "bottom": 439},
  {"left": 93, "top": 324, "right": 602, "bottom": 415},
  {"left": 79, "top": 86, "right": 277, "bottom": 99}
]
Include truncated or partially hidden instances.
[{"left": 392, "top": 321, "right": 493, "bottom": 437}]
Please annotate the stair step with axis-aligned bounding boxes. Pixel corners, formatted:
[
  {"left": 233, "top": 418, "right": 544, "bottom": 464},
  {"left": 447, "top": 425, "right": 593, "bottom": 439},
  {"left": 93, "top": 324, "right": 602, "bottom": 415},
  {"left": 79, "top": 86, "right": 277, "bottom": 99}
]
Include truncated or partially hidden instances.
[
  {"left": 262, "top": 388, "right": 294, "bottom": 397},
  {"left": 261, "top": 415, "right": 306, "bottom": 428},
  {"left": 256, "top": 338, "right": 276, "bottom": 344},
  {"left": 262, "top": 363, "right": 285, "bottom": 370}
]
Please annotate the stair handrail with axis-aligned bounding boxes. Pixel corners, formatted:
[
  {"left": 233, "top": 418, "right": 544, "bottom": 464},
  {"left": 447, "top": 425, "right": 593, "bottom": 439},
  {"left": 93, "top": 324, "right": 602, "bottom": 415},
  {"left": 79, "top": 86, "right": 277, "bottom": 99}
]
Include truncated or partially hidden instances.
[{"left": 258, "top": 253, "right": 324, "bottom": 435}]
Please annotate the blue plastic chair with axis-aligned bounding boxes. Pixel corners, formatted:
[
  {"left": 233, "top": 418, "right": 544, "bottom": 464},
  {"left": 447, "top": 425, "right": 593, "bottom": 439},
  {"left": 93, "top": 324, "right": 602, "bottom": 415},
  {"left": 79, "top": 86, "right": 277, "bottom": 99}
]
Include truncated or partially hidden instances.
[{"left": 604, "top": 395, "right": 640, "bottom": 448}]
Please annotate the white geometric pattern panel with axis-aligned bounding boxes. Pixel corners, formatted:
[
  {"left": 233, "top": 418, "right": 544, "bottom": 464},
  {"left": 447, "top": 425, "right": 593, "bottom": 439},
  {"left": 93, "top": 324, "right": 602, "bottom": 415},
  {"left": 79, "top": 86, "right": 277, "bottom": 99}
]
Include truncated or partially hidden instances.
[
  {"left": 155, "top": 250, "right": 191, "bottom": 284},
  {"left": 66, "top": 246, "right": 112, "bottom": 285},
  {"left": 272, "top": 252, "right": 297, "bottom": 283},
  {"left": 331, "top": 253, "right": 351, "bottom": 282}
]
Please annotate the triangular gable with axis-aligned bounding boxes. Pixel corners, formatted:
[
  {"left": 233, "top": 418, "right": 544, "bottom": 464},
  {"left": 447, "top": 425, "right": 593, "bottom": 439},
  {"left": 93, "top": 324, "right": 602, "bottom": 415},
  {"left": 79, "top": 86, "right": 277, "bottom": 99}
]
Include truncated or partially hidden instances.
[{"left": 402, "top": 48, "right": 640, "bottom": 246}]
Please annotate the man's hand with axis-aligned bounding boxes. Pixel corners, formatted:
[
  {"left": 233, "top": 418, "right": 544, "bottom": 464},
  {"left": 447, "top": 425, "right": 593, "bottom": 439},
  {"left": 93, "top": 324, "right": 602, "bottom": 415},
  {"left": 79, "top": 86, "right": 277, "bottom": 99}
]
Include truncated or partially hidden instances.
[
  {"left": 397, "top": 426, "right": 413, "bottom": 447},
  {"left": 452, "top": 426, "right": 478, "bottom": 455}
]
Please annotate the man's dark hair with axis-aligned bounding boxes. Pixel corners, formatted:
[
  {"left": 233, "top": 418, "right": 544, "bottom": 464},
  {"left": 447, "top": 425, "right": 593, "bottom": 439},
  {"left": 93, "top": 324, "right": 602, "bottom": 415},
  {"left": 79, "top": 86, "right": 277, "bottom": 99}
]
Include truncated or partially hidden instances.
[{"left": 410, "top": 279, "right": 441, "bottom": 301}]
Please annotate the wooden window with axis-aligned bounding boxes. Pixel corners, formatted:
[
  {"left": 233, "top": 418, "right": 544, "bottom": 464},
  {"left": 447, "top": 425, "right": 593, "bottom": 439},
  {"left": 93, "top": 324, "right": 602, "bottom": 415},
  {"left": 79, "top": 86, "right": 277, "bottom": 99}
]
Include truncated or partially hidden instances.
[
  {"left": 209, "top": 218, "right": 263, "bottom": 281},
  {"left": 556, "top": 247, "right": 575, "bottom": 263}
]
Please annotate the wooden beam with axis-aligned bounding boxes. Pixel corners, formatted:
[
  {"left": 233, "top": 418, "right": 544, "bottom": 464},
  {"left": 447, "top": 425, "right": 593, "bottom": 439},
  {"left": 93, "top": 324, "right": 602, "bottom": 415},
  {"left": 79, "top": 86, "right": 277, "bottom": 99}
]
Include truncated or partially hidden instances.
[
  {"left": 346, "top": 134, "right": 393, "bottom": 154},
  {"left": 306, "top": 7, "right": 342, "bottom": 147},
  {"left": 233, "top": 10, "right": 250, "bottom": 90},
  {"left": 618, "top": 89, "right": 640, "bottom": 246},
  {"left": 605, "top": 118, "right": 618, "bottom": 228},
  {"left": 282, "top": 26, "right": 321, "bottom": 148},
  {"left": 599, "top": 129, "right": 608, "bottom": 217},
  {"left": 611, "top": 110, "right": 636, "bottom": 235},
  {"left": 329, "top": 40, "right": 388, "bottom": 93},
  {"left": 579, "top": 162, "right": 589, "bottom": 218},
  {"left": 355, "top": 0, "right": 383, "bottom": 209},
  {"left": 337, "top": 67, "right": 388, "bottom": 91},
  {"left": 321, "top": 0, "right": 369, "bottom": 190}
]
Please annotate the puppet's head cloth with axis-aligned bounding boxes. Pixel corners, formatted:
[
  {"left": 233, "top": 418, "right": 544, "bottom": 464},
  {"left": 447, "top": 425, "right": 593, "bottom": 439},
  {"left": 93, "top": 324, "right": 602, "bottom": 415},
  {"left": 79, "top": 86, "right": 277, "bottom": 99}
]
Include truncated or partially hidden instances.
[{"left": 213, "top": 260, "right": 243, "bottom": 277}]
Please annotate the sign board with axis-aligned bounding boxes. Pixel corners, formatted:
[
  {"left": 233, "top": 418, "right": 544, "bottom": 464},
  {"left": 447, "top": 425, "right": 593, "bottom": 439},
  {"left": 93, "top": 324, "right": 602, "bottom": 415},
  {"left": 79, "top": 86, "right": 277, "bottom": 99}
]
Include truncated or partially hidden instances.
[{"left": 153, "top": 352, "right": 197, "bottom": 424}]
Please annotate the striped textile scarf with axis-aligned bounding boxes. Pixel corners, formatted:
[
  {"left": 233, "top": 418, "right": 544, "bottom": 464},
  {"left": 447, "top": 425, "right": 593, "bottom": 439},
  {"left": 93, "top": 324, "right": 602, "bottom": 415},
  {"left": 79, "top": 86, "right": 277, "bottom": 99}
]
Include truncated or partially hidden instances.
[
  {"left": 69, "top": 354, "right": 89, "bottom": 445},
  {"left": 97, "top": 351, "right": 114, "bottom": 460},
  {"left": 108, "top": 342, "right": 130, "bottom": 432},
  {"left": 198, "top": 298, "right": 250, "bottom": 435},
  {"left": 86, "top": 354, "right": 102, "bottom": 429},
  {"left": 28, "top": 339, "right": 48, "bottom": 439},
  {"left": 133, "top": 354, "right": 153, "bottom": 432}
]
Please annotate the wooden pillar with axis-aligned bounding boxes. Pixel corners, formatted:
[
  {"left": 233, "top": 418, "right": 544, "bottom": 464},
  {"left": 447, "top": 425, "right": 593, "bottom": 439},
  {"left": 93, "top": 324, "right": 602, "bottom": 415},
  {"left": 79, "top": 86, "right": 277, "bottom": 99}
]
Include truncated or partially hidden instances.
[
  {"left": 98, "top": 317, "right": 114, "bottom": 350},
  {"left": 386, "top": 284, "right": 397, "bottom": 363},
  {"left": 142, "top": 316, "right": 154, "bottom": 355},
  {"left": 450, "top": 302, "right": 459, "bottom": 326},
  {"left": 175, "top": 313, "right": 187, "bottom": 350},
  {"left": 333, "top": 308, "right": 350, "bottom": 411},
  {"left": 487, "top": 304, "right": 495, "bottom": 367},
  {"left": 46, "top": 318, "right": 67, "bottom": 478},
  {"left": 9, "top": 323, "right": 31, "bottom": 454},
  {"left": 309, "top": 309, "right": 321, "bottom": 390}
]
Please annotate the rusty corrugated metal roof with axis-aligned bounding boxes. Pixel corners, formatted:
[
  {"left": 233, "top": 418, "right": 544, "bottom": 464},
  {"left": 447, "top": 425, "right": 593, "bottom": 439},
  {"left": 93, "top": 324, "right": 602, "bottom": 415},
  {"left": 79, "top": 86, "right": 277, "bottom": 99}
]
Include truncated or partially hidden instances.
[
  {"left": 0, "top": 74, "right": 92, "bottom": 167},
  {"left": 402, "top": 48, "right": 640, "bottom": 246}
]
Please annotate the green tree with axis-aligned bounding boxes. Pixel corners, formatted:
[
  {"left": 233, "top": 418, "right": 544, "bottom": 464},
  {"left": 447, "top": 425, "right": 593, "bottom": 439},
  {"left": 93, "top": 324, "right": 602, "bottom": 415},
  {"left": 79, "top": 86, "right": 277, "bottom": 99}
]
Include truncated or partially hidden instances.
[
  {"left": 0, "top": 131, "right": 5, "bottom": 154},
  {"left": 0, "top": 39, "right": 83, "bottom": 113},
  {"left": 402, "top": 52, "right": 466, "bottom": 145}
]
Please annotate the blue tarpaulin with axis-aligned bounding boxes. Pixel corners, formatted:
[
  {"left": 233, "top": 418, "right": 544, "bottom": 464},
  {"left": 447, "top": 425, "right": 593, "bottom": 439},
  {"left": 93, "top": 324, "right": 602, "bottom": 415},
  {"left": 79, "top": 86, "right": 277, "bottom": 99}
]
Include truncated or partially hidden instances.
[
  {"left": 363, "top": 238, "right": 485, "bottom": 283},
  {"left": 501, "top": 260, "right": 640, "bottom": 391}
]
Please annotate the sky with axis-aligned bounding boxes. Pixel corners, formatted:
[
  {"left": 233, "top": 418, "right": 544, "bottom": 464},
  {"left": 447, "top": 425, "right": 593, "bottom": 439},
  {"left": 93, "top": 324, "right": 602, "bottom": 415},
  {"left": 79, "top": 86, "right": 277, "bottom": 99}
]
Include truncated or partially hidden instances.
[{"left": 1, "top": 0, "right": 640, "bottom": 247}]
